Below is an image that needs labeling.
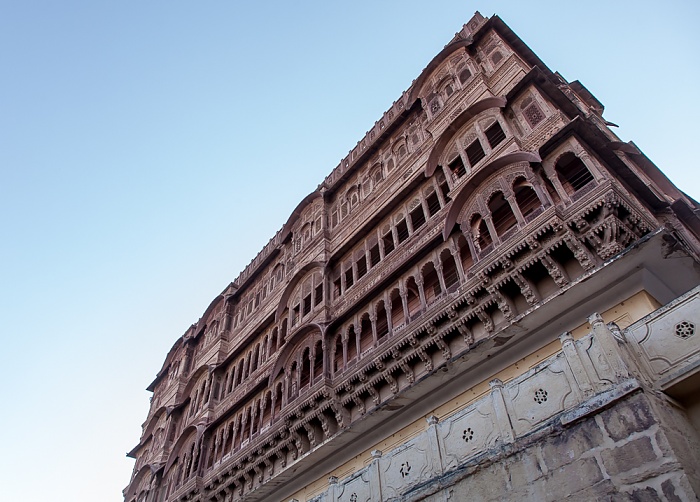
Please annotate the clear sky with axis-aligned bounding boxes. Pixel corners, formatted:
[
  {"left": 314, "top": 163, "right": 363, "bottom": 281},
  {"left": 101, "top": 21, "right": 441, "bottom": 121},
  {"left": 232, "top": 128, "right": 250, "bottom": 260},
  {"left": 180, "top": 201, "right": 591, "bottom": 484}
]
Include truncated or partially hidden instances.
[{"left": 0, "top": 2, "right": 697, "bottom": 501}]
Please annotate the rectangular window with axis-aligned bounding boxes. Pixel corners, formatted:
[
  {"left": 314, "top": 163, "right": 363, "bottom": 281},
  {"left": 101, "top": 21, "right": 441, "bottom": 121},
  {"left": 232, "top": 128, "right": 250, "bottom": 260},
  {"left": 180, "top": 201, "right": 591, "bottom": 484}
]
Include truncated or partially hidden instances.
[
  {"left": 356, "top": 256, "right": 368, "bottom": 279},
  {"left": 440, "top": 179, "right": 451, "bottom": 202},
  {"left": 303, "top": 295, "right": 312, "bottom": 316},
  {"left": 396, "top": 220, "right": 409, "bottom": 244},
  {"left": 345, "top": 268, "right": 354, "bottom": 289},
  {"left": 314, "top": 284, "right": 323, "bottom": 306},
  {"left": 410, "top": 206, "right": 426, "bottom": 230},
  {"left": 485, "top": 122, "right": 506, "bottom": 148},
  {"left": 466, "top": 139, "right": 486, "bottom": 166},
  {"left": 333, "top": 278, "right": 342, "bottom": 298},
  {"left": 292, "top": 305, "right": 300, "bottom": 325},
  {"left": 448, "top": 156, "right": 466, "bottom": 178},
  {"left": 426, "top": 191, "right": 441, "bottom": 217},
  {"left": 383, "top": 231, "right": 395, "bottom": 255},
  {"left": 369, "top": 244, "right": 381, "bottom": 267}
]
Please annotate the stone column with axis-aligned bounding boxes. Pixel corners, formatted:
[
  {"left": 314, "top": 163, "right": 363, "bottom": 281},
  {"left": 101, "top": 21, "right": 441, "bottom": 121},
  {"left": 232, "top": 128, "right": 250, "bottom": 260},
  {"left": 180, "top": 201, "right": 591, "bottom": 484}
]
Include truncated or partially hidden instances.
[
  {"left": 435, "top": 261, "right": 447, "bottom": 294},
  {"left": 450, "top": 243, "right": 466, "bottom": 283},
  {"left": 483, "top": 215, "right": 500, "bottom": 246},
  {"left": 506, "top": 193, "right": 526, "bottom": 226},
  {"left": 578, "top": 150, "right": 604, "bottom": 183},
  {"left": 415, "top": 274, "right": 427, "bottom": 311},
  {"left": 399, "top": 282, "right": 409, "bottom": 326},
  {"left": 370, "top": 309, "right": 378, "bottom": 345}
]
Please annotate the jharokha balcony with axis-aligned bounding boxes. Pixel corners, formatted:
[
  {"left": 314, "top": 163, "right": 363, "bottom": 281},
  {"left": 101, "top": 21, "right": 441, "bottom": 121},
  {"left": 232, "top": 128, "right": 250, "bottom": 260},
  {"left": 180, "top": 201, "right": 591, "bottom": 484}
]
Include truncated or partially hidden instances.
[{"left": 162, "top": 157, "right": 655, "bottom": 501}]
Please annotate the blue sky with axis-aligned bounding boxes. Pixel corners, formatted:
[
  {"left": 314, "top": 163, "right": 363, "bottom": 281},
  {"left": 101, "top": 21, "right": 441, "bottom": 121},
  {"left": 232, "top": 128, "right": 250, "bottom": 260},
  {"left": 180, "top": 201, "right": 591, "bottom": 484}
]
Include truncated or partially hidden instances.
[{"left": 0, "top": 2, "right": 697, "bottom": 501}]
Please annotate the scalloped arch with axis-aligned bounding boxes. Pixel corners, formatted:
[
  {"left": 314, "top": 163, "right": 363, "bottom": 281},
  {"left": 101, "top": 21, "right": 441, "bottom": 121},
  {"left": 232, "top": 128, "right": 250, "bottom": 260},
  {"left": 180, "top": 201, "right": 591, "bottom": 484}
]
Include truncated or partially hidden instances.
[{"left": 442, "top": 151, "right": 541, "bottom": 240}]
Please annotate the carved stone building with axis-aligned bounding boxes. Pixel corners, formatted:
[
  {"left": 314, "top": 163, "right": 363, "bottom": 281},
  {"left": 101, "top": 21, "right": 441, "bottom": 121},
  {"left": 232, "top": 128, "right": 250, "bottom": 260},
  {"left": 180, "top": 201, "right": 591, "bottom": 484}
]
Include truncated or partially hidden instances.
[{"left": 124, "top": 12, "right": 700, "bottom": 502}]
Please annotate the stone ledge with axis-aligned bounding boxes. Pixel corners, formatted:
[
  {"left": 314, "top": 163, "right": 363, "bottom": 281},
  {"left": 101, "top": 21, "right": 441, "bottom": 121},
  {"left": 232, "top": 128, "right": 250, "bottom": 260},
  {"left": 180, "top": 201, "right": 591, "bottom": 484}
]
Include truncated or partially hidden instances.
[{"left": 560, "top": 378, "right": 640, "bottom": 426}]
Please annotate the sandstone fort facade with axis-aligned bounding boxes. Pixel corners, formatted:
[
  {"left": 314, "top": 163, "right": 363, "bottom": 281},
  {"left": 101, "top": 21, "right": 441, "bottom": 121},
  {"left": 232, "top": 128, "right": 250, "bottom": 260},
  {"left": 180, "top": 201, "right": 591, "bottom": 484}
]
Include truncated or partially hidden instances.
[{"left": 125, "top": 12, "right": 700, "bottom": 502}]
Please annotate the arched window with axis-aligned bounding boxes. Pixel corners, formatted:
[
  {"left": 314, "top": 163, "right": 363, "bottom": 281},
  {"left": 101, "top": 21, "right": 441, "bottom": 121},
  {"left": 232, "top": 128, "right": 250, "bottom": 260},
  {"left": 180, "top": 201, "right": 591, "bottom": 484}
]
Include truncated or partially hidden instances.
[
  {"left": 300, "top": 348, "right": 311, "bottom": 388},
  {"left": 422, "top": 262, "right": 442, "bottom": 304},
  {"left": 390, "top": 288, "right": 404, "bottom": 331},
  {"left": 513, "top": 177, "right": 541, "bottom": 220},
  {"left": 251, "top": 344, "right": 260, "bottom": 373},
  {"left": 456, "top": 235, "right": 474, "bottom": 275},
  {"left": 270, "top": 328, "right": 278, "bottom": 354},
  {"left": 262, "top": 392, "right": 272, "bottom": 427},
  {"left": 333, "top": 334, "right": 343, "bottom": 374},
  {"left": 347, "top": 325, "right": 358, "bottom": 362},
  {"left": 488, "top": 191, "right": 517, "bottom": 237},
  {"left": 555, "top": 152, "right": 594, "bottom": 196},
  {"left": 313, "top": 340, "right": 323, "bottom": 382},
  {"left": 289, "top": 361, "right": 298, "bottom": 399},
  {"left": 405, "top": 277, "right": 421, "bottom": 319},
  {"left": 376, "top": 301, "right": 389, "bottom": 340},
  {"left": 274, "top": 381, "right": 283, "bottom": 416},
  {"left": 441, "top": 249, "right": 460, "bottom": 290},
  {"left": 359, "top": 314, "right": 373, "bottom": 354},
  {"left": 471, "top": 214, "right": 492, "bottom": 252}
]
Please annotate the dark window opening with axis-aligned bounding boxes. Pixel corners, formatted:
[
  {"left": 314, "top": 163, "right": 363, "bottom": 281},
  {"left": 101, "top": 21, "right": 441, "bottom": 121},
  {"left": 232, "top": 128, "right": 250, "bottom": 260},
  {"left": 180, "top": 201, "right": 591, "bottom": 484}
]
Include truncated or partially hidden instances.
[
  {"left": 345, "top": 268, "right": 354, "bottom": 289},
  {"left": 458, "top": 68, "right": 472, "bottom": 84},
  {"left": 359, "top": 316, "right": 373, "bottom": 353},
  {"left": 441, "top": 250, "right": 460, "bottom": 290},
  {"left": 347, "top": 326, "right": 357, "bottom": 361},
  {"left": 422, "top": 263, "right": 442, "bottom": 304},
  {"left": 514, "top": 179, "right": 541, "bottom": 220},
  {"left": 396, "top": 220, "right": 409, "bottom": 244},
  {"left": 383, "top": 231, "right": 395, "bottom": 255},
  {"left": 485, "top": 122, "right": 506, "bottom": 148},
  {"left": 303, "top": 294, "right": 311, "bottom": 316},
  {"left": 449, "top": 156, "right": 467, "bottom": 178},
  {"left": 369, "top": 244, "right": 381, "bottom": 267},
  {"left": 314, "top": 284, "right": 323, "bottom": 307},
  {"left": 426, "top": 191, "right": 441, "bottom": 217},
  {"left": 439, "top": 178, "right": 451, "bottom": 202},
  {"left": 292, "top": 305, "right": 300, "bottom": 325},
  {"left": 555, "top": 153, "right": 595, "bottom": 195},
  {"left": 466, "top": 139, "right": 486, "bottom": 166},
  {"left": 333, "top": 278, "right": 341, "bottom": 299},
  {"left": 376, "top": 303, "right": 389, "bottom": 339},
  {"left": 356, "top": 256, "right": 368, "bottom": 279},
  {"left": 489, "top": 192, "right": 517, "bottom": 237},
  {"left": 410, "top": 205, "right": 426, "bottom": 231}
]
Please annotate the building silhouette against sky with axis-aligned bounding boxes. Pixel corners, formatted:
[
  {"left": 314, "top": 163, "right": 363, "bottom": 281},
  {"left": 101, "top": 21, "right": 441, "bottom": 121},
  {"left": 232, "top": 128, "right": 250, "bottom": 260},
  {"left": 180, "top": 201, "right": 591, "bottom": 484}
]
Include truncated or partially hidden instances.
[{"left": 125, "top": 12, "right": 700, "bottom": 502}]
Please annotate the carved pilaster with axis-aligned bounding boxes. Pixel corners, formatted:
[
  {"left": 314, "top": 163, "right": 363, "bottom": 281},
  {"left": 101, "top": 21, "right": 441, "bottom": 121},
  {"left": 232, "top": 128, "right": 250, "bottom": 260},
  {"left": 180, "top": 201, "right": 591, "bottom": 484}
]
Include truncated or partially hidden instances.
[
  {"left": 588, "top": 313, "right": 629, "bottom": 381},
  {"left": 489, "top": 379, "right": 514, "bottom": 443},
  {"left": 559, "top": 332, "right": 595, "bottom": 398},
  {"left": 425, "top": 415, "right": 444, "bottom": 477}
]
